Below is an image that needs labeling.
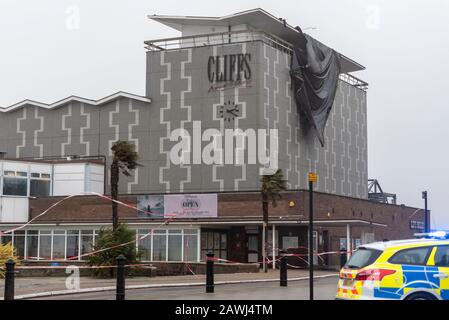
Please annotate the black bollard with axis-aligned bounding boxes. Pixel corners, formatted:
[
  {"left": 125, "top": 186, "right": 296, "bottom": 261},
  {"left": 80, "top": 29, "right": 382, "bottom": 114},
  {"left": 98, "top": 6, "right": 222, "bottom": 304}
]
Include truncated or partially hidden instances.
[
  {"left": 4, "top": 259, "right": 15, "bottom": 301},
  {"left": 116, "top": 255, "right": 126, "bottom": 301},
  {"left": 206, "top": 252, "right": 215, "bottom": 293},
  {"left": 280, "top": 250, "right": 288, "bottom": 287}
]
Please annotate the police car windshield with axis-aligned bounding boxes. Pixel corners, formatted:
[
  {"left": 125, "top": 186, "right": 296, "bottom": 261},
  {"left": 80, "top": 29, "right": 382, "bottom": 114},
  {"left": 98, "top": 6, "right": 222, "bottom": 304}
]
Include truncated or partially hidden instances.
[{"left": 345, "top": 248, "right": 382, "bottom": 269}]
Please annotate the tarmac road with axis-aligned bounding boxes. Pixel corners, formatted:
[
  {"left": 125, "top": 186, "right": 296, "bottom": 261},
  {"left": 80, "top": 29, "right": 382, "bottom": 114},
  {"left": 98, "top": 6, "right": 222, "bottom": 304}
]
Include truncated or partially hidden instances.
[{"left": 29, "top": 275, "right": 339, "bottom": 300}]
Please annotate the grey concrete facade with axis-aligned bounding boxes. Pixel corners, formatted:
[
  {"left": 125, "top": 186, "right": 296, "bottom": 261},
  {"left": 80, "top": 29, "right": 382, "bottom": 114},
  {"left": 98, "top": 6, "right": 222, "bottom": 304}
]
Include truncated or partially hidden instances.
[
  {"left": 0, "top": 40, "right": 367, "bottom": 198},
  {"left": 145, "top": 40, "right": 368, "bottom": 198}
]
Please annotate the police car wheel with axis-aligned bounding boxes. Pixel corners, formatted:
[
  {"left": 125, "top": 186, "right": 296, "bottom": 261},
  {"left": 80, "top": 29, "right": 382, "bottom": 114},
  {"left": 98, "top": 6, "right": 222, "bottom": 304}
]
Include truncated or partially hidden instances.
[{"left": 405, "top": 292, "right": 438, "bottom": 300}]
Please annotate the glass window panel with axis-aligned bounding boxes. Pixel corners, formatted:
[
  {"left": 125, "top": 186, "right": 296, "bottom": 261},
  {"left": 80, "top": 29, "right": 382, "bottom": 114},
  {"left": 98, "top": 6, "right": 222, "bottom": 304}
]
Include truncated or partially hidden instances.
[
  {"left": 1, "top": 234, "right": 12, "bottom": 245},
  {"left": 66, "top": 232, "right": 79, "bottom": 259},
  {"left": 3, "top": 177, "right": 27, "bottom": 196},
  {"left": 389, "top": 247, "right": 432, "bottom": 265},
  {"left": 80, "top": 235, "right": 94, "bottom": 258},
  {"left": 183, "top": 234, "right": 198, "bottom": 262},
  {"left": 138, "top": 229, "right": 150, "bottom": 236},
  {"left": 153, "top": 234, "right": 166, "bottom": 261},
  {"left": 30, "top": 180, "right": 51, "bottom": 197},
  {"left": 220, "top": 250, "right": 227, "bottom": 261},
  {"left": 54, "top": 230, "right": 65, "bottom": 235},
  {"left": 31, "top": 173, "right": 40, "bottom": 178},
  {"left": 434, "top": 246, "right": 449, "bottom": 267},
  {"left": 39, "top": 235, "right": 52, "bottom": 259},
  {"left": 13, "top": 232, "right": 25, "bottom": 258},
  {"left": 138, "top": 236, "right": 152, "bottom": 261},
  {"left": 221, "top": 233, "right": 227, "bottom": 249},
  {"left": 168, "top": 229, "right": 182, "bottom": 234},
  {"left": 17, "top": 171, "right": 27, "bottom": 177},
  {"left": 4, "top": 170, "right": 15, "bottom": 176},
  {"left": 53, "top": 235, "right": 65, "bottom": 259},
  {"left": 201, "top": 250, "right": 207, "bottom": 261},
  {"left": 81, "top": 230, "right": 93, "bottom": 235},
  {"left": 184, "top": 229, "right": 198, "bottom": 235},
  {"left": 27, "top": 233, "right": 38, "bottom": 259},
  {"left": 214, "top": 233, "right": 220, "bottom": 248},
  {"left": 154, "top": 229, "right": 166, "bottom": 235},
  {"left": 207, "top": 233, "right": 214, "bottom": 249},
  {"left": 168, "top": 234, "right": 182, "bottom": 261},
  {"left": 201, "top": 232, "right": 207, "bottom": 249},
  {"left": 41, "top": 174, "right": 51, "bottom": 179}
]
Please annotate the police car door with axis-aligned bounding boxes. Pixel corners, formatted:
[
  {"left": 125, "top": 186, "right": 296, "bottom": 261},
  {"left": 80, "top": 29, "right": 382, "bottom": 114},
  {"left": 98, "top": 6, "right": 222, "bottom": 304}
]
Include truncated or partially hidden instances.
[{"left": 433, "top": 245, "right": 449, "bottom": 300}]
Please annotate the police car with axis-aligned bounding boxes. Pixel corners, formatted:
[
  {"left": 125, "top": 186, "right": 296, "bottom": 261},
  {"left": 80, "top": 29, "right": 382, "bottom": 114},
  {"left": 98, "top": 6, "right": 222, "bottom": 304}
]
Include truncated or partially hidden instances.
[{"left": 336, "top": 231, "right": 449, "bottom": 300}]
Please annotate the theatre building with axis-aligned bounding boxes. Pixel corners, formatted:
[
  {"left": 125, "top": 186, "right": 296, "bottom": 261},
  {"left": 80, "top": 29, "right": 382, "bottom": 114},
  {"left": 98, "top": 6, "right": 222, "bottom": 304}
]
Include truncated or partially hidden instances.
[{"left": 0, "top": 9, "right": 425, "bottom": 269}]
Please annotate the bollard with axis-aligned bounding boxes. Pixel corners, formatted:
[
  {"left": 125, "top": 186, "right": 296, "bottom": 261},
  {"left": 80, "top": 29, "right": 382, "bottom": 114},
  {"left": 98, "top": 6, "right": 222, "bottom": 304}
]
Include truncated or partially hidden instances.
[
  {"left": 280, "top": 250, "right": 288, "bottom": 287},
  {"left": 206, "top": 252, "right": 215, "bottom": 293},
  {"left": 116, "top": 255, "right": 126, "bottom": 301},
  {"left": 4, "top": 259, "right": 15, "bottom": 301}
]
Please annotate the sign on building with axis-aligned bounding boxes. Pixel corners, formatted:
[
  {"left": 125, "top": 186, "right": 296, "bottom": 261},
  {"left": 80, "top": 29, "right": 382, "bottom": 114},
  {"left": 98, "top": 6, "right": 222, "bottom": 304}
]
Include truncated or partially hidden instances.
[
  {"left": 165, "top": 194, "right": 217, "bottom": 218},
  {"left": 137, "top": 194, "right": 218, "bottom": 219},
  {"left": 410, "top": 220, "right": 425, "bottom": 231}
]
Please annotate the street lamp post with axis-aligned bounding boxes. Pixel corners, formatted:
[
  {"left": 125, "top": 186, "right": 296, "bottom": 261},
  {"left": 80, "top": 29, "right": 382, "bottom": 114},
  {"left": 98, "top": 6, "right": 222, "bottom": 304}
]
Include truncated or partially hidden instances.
[
  {"left": 308, "top": 172, "right": 317, "bottom": 301},
  {"left": 422, "top": 191, "right": 429, "bottom": 232}
]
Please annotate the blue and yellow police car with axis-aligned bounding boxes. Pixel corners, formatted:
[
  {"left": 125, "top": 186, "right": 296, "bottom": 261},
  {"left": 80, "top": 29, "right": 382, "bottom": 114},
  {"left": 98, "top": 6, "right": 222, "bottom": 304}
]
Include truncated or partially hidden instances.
[{"left": 336, "top": 231, "right": 449, "bottom": 300}]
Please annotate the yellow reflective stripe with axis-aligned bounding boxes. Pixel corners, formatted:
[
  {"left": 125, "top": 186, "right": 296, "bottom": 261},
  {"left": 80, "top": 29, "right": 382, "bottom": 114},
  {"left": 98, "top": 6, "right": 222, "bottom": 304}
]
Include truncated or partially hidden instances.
[{"left": 428, "top": 246, "right": 437, "bottom": 266}]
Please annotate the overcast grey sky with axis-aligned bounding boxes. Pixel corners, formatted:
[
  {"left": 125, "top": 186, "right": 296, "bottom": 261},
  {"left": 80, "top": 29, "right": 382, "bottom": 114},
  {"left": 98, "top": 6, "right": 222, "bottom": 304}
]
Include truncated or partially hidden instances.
[{"left": 1, "top": 0, "right": 448, "bottom": 228}]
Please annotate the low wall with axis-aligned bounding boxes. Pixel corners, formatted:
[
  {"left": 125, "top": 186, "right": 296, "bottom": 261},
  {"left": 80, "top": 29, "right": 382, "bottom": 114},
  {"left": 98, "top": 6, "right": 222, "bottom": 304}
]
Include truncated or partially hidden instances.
[
  {"left": 14, "top": 260, "right": 259, "bottom": 277},
  {"left": 150, "top": 262, "right": 259, "bottom": 276}
]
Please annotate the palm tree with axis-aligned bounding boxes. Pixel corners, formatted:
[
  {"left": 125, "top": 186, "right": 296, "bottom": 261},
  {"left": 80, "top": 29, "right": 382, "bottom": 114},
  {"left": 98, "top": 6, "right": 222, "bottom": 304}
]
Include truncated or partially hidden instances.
[
  {"left": 110, "top": 141, "right": 139, "bottom": 231},
  {"left": 260, "top": 168, "right": 287, "bottom": 272}
]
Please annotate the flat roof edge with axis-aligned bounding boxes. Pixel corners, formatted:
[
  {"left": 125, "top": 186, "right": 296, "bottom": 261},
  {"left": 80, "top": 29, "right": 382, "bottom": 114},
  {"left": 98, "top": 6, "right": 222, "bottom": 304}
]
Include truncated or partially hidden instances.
[{"left": 0, "top": 92, "right": 152, "bottom": 113}]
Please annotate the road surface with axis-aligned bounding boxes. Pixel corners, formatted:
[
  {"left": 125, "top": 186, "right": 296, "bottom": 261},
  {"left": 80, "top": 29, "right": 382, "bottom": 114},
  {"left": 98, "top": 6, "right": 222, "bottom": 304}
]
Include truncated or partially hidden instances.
[{"left": 30, "top": 275, "right": 339, "bottom": 300}]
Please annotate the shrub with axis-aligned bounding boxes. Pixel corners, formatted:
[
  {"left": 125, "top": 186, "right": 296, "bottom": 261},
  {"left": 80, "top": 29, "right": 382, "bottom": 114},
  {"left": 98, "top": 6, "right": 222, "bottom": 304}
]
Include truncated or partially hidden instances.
[
  {"left": 0, "top": 242, "right": 20, "bottom": 278},
  {"left": 86, "top": 224, "right": 139, "bottom": 277}
]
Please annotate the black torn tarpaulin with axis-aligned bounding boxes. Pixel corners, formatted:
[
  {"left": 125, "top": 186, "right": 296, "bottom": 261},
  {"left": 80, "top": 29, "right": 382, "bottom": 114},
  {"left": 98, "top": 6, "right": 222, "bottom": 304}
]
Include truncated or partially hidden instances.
[{"left": 290, "top": 30, "right": 341, "bottom": 147}]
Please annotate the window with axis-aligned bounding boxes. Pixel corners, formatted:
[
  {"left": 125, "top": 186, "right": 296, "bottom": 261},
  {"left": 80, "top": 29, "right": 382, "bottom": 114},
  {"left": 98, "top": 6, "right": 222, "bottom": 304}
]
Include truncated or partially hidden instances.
[
  {"left": 168, "top": 230, "right": 182, "bottom": 261},
  {"left": 80, "top": 230, "right": 95, "bottom": 258},
  {"left": 153, "top": 230, "right": 167, "bottom": 261},
  {"left": 53, "top": 230, "right": 66, "bottom": 259},
  {"left": 3, "top": 171, "right": 28, "bottom": 196},
  {"left": 39, "top": 231, "right": 52, "bottom": 260},
  {"left": 66, "top": 230, "right": 79, "bottom": 260},
  {"left": 26, "top": 231, "right": 38, "bottom": 259},
  {"left": 434, "top": 246, "right": 449, "bottom": 267},
  {"left": 1, "top": 232, "right": 12, "bottom": 245},
  {"left": 389, "top": 247, "right": 432, "bottom": 265},
  {"left": 138, "top": 229, "right": 152, "bottom": 261},
  {"left": 30, "top": 172, "right": 51, "bottom": 197},
  {"left": 201, "top": 230, "right": 228, "bottom": 262},
  {"left": 184, "top": 230, "right": 198, "bottom": 262},
  {"left": 13, "top": 231, "right": 26, "bottom": 258},
  {"left": 345, "top": 248, "right": 382, "bottom": 269}
]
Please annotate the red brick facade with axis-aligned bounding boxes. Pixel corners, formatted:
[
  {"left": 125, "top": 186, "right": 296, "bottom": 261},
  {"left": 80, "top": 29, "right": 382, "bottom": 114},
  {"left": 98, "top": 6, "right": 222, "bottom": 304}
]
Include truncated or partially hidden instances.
[{"left": 28, "top": 191, "right": 425, "bottom": 269}]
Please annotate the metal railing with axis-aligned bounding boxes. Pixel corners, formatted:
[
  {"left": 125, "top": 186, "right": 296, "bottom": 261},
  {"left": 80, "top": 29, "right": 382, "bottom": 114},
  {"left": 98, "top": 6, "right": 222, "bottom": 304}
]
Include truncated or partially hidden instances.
[
  {"left": 339, "top": 73, "right": 368, "bottom": 91},
  {"left": 145, "top": 29, "right": 293, "bottom": 53},
  {"left": 145, "top": 29, "right": 368, "bottom": 91}
]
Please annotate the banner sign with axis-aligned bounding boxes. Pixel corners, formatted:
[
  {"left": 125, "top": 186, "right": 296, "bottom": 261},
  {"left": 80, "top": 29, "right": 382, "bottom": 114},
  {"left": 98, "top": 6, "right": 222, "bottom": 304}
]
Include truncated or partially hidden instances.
[
  {"left": 137, "top": 194, "right": 217, "bottom": 219},
  {"left": 137, "top": 195, "right": 164, "bottom": 219},
  {"left": 164, "top": 194, "right": 217, "bottom": 218}
]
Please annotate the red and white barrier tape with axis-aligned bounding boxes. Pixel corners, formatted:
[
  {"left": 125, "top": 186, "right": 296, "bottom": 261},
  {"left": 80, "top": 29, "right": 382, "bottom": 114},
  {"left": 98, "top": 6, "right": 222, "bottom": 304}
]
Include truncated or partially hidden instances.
[{"left": 0, "top": 191, "right": 356, "bottom": 270}]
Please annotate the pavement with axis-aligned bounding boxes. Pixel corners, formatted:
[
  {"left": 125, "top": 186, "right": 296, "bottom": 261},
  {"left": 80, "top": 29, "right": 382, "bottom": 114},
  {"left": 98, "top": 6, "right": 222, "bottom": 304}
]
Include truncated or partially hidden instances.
[
  {"left": 31, "top": 276, "right": 339, "bottom": 300},
  {"left": 0, "top": 269, "right": 338, "bottom": 300}
]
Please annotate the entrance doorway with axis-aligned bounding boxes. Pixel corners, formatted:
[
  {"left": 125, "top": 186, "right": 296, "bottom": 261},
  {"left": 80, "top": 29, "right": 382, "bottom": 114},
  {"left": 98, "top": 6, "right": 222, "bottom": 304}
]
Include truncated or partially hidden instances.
[{"left": 247, "top": 234, "right": 259, "bottom": 263}]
